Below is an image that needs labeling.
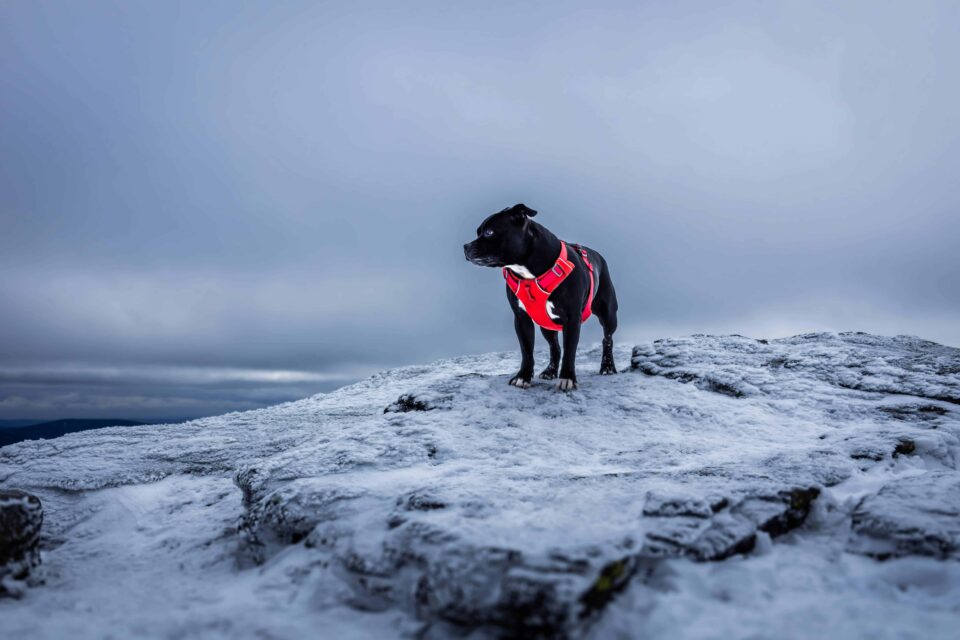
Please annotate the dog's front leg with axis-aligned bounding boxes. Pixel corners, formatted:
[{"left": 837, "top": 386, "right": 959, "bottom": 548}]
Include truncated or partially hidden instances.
[
  {"left": 509, "top": 312, "right": 535, "bottom": 388},
  {"left": 557, "top": 320, "right": 580, "bottom": 391}
]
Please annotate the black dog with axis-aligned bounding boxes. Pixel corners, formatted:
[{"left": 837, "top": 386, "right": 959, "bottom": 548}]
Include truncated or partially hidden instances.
[{"left": 464, "top": 204, "right": 618, "bottom": 390}]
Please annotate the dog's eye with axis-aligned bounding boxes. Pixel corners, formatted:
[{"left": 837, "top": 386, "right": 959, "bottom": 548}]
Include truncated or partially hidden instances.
[{"left": 483, "top": 229, "right": 495, "bottom": 237}]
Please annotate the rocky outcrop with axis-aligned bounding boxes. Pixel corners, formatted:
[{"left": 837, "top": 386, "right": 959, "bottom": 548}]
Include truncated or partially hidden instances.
[
  {"left": 231, "top": 482, "right": 823, "bottom": 637},
  {"left": 848, "top": 471, "right": 960, "bottom": 560},
  {"left": 384, "top": 394, "right": 434, "bottom": 414},
  {"left": 0, "top": 489, "right": 43, "bottom": 597},
  {"left": 219, "top": 333, "right": 960, "bottom": 637},
  {"left": 3, "top": 333, "right": 959, "bottom": 636},
  {"left": 643, "top": 488, "right": 820, "bottom": 561},
  {"left": 631, "top": 332, "right": 960, "bottom": 404}
]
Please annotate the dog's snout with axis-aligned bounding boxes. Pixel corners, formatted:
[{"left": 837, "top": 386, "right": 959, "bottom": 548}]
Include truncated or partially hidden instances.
[{"left": 463, "top": 243, "right": 473, "bottom": 260}]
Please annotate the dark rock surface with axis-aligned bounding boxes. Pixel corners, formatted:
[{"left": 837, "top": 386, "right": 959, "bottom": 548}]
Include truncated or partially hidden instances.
[{"left": 0, "top": 489, "right": 43, "bottom": 596}]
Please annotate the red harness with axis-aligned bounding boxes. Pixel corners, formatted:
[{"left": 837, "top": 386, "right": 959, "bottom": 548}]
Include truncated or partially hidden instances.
[{"left": 503, "top": 241, "right": 595, "bottom": 331}]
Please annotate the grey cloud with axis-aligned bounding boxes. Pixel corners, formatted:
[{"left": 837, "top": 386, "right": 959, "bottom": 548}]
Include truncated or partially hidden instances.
[{"left": 1, "top": 1, "right": 958, "bottom": 419}]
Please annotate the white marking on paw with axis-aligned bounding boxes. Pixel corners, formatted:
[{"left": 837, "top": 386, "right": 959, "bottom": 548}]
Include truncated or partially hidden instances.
[
  {"left": 510, "top": 378, "right": 531, "bottom": 389},
  {"left": 557, "top": 378, "right": 577, "bottom": 391},
  {"left": 506, "top": 264, "right": 536, "bottom": 279}
]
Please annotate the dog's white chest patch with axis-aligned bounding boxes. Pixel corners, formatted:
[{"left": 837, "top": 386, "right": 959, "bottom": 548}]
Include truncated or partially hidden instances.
[{"left": 506, "top": 264, "right": 536, "bottom": 279}]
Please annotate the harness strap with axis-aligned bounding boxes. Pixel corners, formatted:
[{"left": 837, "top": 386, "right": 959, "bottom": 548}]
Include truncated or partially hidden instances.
[{"left": 573, "top": 244, "right": 596, "bottom": 324}]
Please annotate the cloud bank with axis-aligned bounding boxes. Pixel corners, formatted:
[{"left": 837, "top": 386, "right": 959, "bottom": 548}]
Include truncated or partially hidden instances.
[{"left": 2, "top": 1, "right": 958, "bottom": 418}]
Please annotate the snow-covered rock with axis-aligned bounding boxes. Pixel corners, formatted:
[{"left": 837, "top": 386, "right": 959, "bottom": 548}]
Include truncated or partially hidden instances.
[
  {"left": 849, "top": 471, "right": 960, "bottom": 559},
  {"left": 0, "top": 333, "right": 958, "bottom": 638}
]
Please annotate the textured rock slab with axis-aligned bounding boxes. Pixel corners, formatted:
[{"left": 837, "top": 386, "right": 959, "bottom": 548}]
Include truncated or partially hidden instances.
[
  {"left": 849, "top": 471, "right": 960, "bottom": 559},
  {"left": 631, "top": 332, "right": 960, "bottom": 404},
  {"left": 643, "top": 488, "right": 820, "bottom": 560}
]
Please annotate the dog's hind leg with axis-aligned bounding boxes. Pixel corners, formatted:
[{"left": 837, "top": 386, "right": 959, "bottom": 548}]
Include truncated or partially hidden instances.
[
  {"left": 539, "top": 327, "right": 560, "bottom": 379},
  {"left": 592, "top": 263, "right": 619, "bottom": 375}
]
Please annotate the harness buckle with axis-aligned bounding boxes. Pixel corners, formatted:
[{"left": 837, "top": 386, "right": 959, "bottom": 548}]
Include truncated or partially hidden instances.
[{"left": 552, "top": 264, "right": 564, "bottom": 278}]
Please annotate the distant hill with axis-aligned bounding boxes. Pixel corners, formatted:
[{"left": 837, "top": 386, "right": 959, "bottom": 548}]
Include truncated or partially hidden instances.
[
  {"left": 0, "top": 419, "right": 41, "bottom": 429},
  {"left": 0, "top": 418, "right": 190, "bottom": 448}
]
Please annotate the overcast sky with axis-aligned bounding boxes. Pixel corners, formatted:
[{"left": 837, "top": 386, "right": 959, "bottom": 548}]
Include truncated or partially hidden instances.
[{"left": 2, "top": 1, "right": 958, "bottom": 420}]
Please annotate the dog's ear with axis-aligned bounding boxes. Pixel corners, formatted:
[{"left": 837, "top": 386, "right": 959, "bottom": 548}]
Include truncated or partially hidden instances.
[
  {"left": 505, "top": 203, "right": 538, "bottom": 224},
  {"left": 512, "top": 203, "right": 537, "bottom": 217}
]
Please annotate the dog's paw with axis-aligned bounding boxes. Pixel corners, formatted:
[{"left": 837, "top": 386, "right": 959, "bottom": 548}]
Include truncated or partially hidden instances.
[
  {"left": 538, "top": 366, "right": 558, "bottom": 380},
  {"left": 599, "top": 364, "right": 617, "bottom": 375},
  {"left": 508, "top": 375, "right": 531, "bottom": 389},
  {"left": 557, "top": 378, "right": 578, "bottom": 391}
]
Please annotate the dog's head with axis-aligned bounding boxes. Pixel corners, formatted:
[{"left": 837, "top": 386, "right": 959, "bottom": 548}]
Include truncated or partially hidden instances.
[{"left": 463, "top": 203, "right": 538, "bottom": 267}]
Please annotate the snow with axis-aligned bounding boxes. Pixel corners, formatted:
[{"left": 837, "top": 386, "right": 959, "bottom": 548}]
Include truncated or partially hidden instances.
[{"left": 1, "top": 332, "right": 958, "bottom": 638}]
